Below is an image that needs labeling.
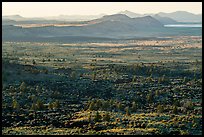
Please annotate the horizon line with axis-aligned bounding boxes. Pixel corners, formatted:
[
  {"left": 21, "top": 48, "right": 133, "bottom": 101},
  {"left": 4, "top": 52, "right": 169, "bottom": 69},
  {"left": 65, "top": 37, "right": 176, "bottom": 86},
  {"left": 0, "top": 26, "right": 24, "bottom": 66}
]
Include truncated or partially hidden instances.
[{"left": 2, "top": 10, "right": 202, "bottom": 18}]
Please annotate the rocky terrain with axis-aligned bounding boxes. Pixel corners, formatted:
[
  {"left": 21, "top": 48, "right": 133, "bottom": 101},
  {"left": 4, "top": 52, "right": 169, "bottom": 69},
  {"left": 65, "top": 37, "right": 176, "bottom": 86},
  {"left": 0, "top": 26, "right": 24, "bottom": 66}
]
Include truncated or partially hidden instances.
[{"left": 2, "top": 36, "right": 202, "bottom": 135}]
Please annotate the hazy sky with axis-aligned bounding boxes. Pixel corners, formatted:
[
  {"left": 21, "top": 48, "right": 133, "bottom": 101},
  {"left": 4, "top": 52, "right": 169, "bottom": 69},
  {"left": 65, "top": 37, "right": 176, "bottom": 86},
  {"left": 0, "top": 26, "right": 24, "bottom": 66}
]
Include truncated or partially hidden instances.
[{"left": 2, "top": 2, "right": 202, "bottom": 17}]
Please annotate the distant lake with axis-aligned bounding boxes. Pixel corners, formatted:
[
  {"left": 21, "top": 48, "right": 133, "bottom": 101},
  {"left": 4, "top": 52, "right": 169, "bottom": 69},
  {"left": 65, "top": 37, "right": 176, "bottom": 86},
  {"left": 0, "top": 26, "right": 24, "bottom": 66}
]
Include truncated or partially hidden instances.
[{"left": 164, "top": 24, "right": 202, "bottom": 28}]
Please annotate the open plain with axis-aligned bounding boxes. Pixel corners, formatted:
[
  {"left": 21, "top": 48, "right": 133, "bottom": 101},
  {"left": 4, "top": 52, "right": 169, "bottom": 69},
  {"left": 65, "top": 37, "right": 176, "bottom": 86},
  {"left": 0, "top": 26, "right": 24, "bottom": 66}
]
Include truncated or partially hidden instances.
[{"left": 2, "top": 36, "right": 202, "bottom": 135}]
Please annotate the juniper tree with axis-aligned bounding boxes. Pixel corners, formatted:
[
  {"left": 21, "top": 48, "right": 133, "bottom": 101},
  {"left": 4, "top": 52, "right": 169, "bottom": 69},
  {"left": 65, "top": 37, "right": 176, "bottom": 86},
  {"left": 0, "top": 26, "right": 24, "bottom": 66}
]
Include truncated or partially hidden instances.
[
  {"left": 132, "top": 75, "right": 136, "bottom": 83},
  {"left": 117, "top": 102, "right": 123, "bottom": 111},
  {"left": 12, "top": 99, "right": 20, "bottom": 110},
  {"left": 95, "top": 100, "right": 102, "bottom": 110},
  {"left": 155, "top": 90, "right": 160, "bottom": 96},
  {"left": 172, "top": 105, "right": 178, "bottom": 114},
  {"left": 31, "top": 103, "right": 37, "bottom": 111},
  {"left": 36, "top": 99, "right": 45, "bottom": 110},
  {"left": 88, "top": 113, "right": 92, "bottom": 123},
  {"left": 102, "top": 100, "right": 111, "bottom": 111},
  {"left": 53, "top": 100, "right": 60, "bottom": 109},
  {"left": 89, "top": 101, "right": 96, "bottom": 111},
  {"left": 103, "top": 112, "right": 111, "bottom": 122},
  {"left": 92, "top": 72, "right": 96, "bottom": 81},
  {"left": 147, "top": 92, "right": 153, "bottom": 103},
  {"left": 125, "top": 106, "right": 131, "bottom": 116},
  {"left": 184, "top": 100, "right": 193, "bottom": 110},
  {"left": 94, "top": 111, "right": 102, "bottom": 122},
  {"left": 19, "top": 82, "right": 26, "bottom": 92},
  {"left": 157, "top": 104, "right": 164, "bottom": 113},
  {"left": 183, "top": 77, "right": 187, "bottom": 83},
  {"left": 48, "top": 102, "right": 54, "bottom": 110},
  {"left": 131, "top": 101, "right": 137, "bottom": 112}
]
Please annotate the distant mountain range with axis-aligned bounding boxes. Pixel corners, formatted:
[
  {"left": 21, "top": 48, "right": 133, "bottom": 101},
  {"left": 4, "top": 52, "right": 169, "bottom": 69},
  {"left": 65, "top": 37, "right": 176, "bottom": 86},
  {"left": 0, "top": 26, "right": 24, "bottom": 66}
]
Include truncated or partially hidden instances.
[
  {"left": 2, "top": 15, "right": 164, "bottom": 39},
  {"left": 45, "top": 14, "right": 106, "bottom": 21},
  {"left": 2, "top": 10, "right": 202, "bottom": 24},
  {"left": 157, "top": 11, "right": 202, "bottom": 22},
  {"left": 2, "top": 11, "right": 202, "bottom": 42},
  {"left": 118, "top": 11, "right": 201, "bottom": 23},
  {"left": 2, "top": 14, "right": 105, "bottom": 22}
]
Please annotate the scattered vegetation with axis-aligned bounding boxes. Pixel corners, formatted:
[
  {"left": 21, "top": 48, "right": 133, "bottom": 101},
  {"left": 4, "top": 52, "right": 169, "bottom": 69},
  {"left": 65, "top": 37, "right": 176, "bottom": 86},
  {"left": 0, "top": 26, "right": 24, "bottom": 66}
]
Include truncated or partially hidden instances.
[{"left": 2, "top": 37, "right": 202, "bottom": 135}]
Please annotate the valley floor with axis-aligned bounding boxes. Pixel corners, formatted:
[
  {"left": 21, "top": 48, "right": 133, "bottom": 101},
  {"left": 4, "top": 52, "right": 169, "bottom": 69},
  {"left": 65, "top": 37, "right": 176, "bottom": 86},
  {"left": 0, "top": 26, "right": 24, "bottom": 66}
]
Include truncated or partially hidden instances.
[{"left": 2, "top": 36, "right": 202, "bottom": 135}]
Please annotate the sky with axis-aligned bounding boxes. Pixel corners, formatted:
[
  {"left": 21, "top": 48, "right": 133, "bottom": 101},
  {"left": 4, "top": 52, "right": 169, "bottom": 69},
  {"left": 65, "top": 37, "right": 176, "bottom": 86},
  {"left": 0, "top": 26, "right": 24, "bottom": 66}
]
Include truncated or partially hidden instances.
[{"left": 2, "top": 2, "right": 202, "bottom": 17}]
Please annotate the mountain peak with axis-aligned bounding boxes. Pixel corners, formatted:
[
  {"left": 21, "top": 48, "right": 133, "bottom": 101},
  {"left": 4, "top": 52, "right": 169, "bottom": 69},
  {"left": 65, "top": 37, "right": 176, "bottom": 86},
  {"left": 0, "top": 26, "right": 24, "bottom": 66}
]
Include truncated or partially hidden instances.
[
  {"left": 3, "top": 14, "right": 23, "bottom": 18},
  {"left": 3, "top": 14, "right": 25, "bottom": 21},
  {"left": 173, "top": 11, "right": 192, "bottom": 13},
  {"left": 101, "top": 14, "right": 131, "bottom": 21},
  {"left": 119, "top": 10, "right": 134, "bottom": 14},
  {"left": 103, "top": 14, "right": 130, "bottom": 18},
  {"left": 118, "top": 10, "right": 142, "bottom": 18}
]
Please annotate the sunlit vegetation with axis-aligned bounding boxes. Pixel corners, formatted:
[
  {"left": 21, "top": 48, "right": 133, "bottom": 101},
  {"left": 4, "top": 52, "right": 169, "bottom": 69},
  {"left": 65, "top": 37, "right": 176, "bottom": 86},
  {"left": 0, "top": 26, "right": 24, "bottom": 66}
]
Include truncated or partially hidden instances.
[{"left": 2, "top": 36, "right": 202, "bottom": 135}]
